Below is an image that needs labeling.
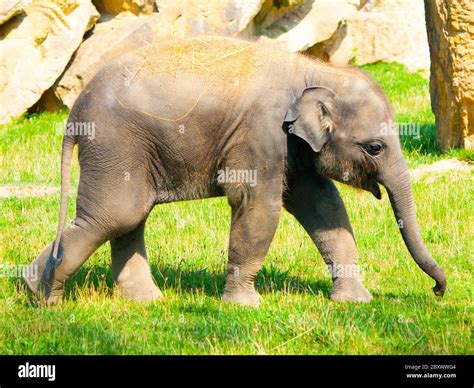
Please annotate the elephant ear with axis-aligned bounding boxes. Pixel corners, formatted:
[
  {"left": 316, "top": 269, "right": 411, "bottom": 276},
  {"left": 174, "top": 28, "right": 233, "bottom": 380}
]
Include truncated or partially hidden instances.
[{"left": 284, "top": 86, "right": 335, "bottom": 153}]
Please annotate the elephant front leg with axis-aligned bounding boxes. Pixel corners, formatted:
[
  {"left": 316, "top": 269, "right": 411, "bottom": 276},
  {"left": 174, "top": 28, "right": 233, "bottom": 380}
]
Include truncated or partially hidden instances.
[
  {"left": 284, "top": 174, "right": 372, "bottom": 302},
  {"left": 222, "top": 179, "right": 282, "bottom": 307}
]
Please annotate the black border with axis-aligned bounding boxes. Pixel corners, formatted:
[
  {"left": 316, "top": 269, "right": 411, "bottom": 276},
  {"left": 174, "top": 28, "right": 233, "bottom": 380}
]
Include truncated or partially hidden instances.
[{"left": 0, "top": 355, "right": 471, "bottom": 386}]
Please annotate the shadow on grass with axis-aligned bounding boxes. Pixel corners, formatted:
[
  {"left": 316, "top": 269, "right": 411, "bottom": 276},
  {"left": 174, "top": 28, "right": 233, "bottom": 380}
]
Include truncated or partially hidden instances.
[
  {"left": 12, "top": 262, "right": 332, "bottom": 304},
  {"left": 152, "top": 263, "right": 332, "bottom": 298},
  {"left": 374, "top": 291, "right": 444, "bottom": 304}
]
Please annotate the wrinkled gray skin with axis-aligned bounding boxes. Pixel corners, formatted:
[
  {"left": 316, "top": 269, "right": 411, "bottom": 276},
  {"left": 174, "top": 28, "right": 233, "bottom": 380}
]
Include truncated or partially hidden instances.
[{"left": 24, "top": 37, "right": 446, "bottom": 306}]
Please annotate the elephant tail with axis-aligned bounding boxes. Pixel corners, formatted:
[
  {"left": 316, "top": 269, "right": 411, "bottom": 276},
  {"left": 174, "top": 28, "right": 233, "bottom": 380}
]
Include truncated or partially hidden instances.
[{"left": 51, "top": 135, "right": 76, "bottom": 260}]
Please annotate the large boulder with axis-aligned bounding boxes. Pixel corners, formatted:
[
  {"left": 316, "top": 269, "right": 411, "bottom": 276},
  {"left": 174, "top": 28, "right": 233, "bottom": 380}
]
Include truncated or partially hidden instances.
[
  {"left": 0, "top": 0, "right": 24, "bottom": 25},
  {"left": 154, "top": 0, "right": 264, "bottom": 37},
  {"left": 248, "top": 0, "right": 358, "bottom": 52},
  {"left": 0, "top": 0, "right": 99, "bottom": 124},
  {"left": 248, "top": 0, "right": 430, "bottom": 73},
  {"left": 424, "top": 0, "right": 474, "bottom": 150},
  {"left": 0, "top": 0, "right": 438, "bottom": 122},
  {"left": 55, "top": 12, "right": 160, "bottom": 108},
  {"left": 307, "top": 0, "right": 431, "bottom": 72}
]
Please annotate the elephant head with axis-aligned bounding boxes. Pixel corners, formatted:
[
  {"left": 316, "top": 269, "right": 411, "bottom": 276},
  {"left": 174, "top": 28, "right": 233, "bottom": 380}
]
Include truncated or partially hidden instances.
[{"left": 284, "top": 72, "right": 446, "bottom": 297}]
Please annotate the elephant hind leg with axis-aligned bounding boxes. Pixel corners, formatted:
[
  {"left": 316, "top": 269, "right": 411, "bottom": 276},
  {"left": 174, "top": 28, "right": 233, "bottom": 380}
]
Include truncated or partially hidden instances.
[
  {"left": 110, "top": 221, "right": 162, "bottom": 302},
  {"left": 25, "top": 177, "right": 154, "bottom": 304},
  {"left": 23, "top": 217, "right": 109, "bottom": 305}
]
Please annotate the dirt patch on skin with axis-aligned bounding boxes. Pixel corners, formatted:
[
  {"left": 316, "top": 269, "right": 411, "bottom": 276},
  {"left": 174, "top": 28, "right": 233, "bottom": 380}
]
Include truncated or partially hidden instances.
[
  {"left": 137, "top": 36, "right": 269, "bottom": 84},
  {"left": 410, "top": 158, "right": 473, "bottom": 182}
]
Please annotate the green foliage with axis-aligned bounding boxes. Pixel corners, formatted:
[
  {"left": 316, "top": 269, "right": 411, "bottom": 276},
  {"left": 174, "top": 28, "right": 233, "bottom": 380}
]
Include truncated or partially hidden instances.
[
  {"left": 0, "top": 109, "right": 76, "bottom": 185},
  {"left": 349, "top": 48, "right": 359, "bottom": 66}
]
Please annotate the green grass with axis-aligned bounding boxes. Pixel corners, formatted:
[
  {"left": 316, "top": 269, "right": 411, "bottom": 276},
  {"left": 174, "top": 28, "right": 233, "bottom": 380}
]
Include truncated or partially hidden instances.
[
  {"left": 0, "top": 62, "right": 473, "bottom": 354},
  {"left": 0, "top": 109, "right": 79, "bottom": 186}
]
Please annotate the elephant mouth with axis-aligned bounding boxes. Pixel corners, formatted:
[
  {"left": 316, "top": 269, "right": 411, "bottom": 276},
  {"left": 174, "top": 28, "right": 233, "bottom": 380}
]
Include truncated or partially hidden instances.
[{"left": 365, "top": 180, "right": 382, "bottom": 199}]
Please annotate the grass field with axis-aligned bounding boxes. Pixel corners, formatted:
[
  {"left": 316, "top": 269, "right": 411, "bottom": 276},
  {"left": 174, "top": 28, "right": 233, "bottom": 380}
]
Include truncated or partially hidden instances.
[{"left": 0, "top": 63, "right": 472, "bottom": 354}]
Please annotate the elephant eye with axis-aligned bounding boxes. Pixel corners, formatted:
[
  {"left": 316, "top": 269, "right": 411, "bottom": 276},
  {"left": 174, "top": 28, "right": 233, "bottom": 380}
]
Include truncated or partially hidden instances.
[{"left": 362, "top": 141, "right": 384, "bottom": 156}]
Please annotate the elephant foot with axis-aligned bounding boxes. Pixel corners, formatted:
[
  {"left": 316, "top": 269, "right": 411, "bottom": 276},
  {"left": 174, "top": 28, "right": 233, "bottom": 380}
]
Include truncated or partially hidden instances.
[
  {"left": 114, "top": 264, "right": 163, "bottom": 302},
  {"left": 23, "top": 246, "right": 65, "bottom": 305},
  {"left": 23, "top": 270, "right": 65, "bottom": 305},
  {"left": 116, "top": 281, "right": 163, "bottom": 302},
  {"left": 23, "top": 276, "right": 64, "bottom": 306},
  {"left": 222, "top": 288, "right": 261, "bottom": 307},
  {"left": 23, "top": 265, "right": 41, "bottom": 296},
  {"left": 330, "top": 278, "right": 372, "bottom": 302}
]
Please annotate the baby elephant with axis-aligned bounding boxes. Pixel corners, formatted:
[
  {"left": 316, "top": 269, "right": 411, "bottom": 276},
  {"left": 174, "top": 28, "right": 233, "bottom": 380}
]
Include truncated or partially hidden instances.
[{"left": 24, "top": 36, "right": 446, "bottom": 306}]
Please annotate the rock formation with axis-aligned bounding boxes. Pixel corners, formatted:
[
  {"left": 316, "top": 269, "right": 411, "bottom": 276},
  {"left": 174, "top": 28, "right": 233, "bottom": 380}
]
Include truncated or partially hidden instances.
[
  {"left": 0, "top": 0, "right": 443, "bottom": 125},
  {"left": 424, "top": 0, "right": 474, "bottom": 150}
]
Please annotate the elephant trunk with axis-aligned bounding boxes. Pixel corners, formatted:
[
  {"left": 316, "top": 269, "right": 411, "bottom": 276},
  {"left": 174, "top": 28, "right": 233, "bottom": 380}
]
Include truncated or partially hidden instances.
[{"left": 380, "top": 162, "right": 446, "bottom": 296}]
